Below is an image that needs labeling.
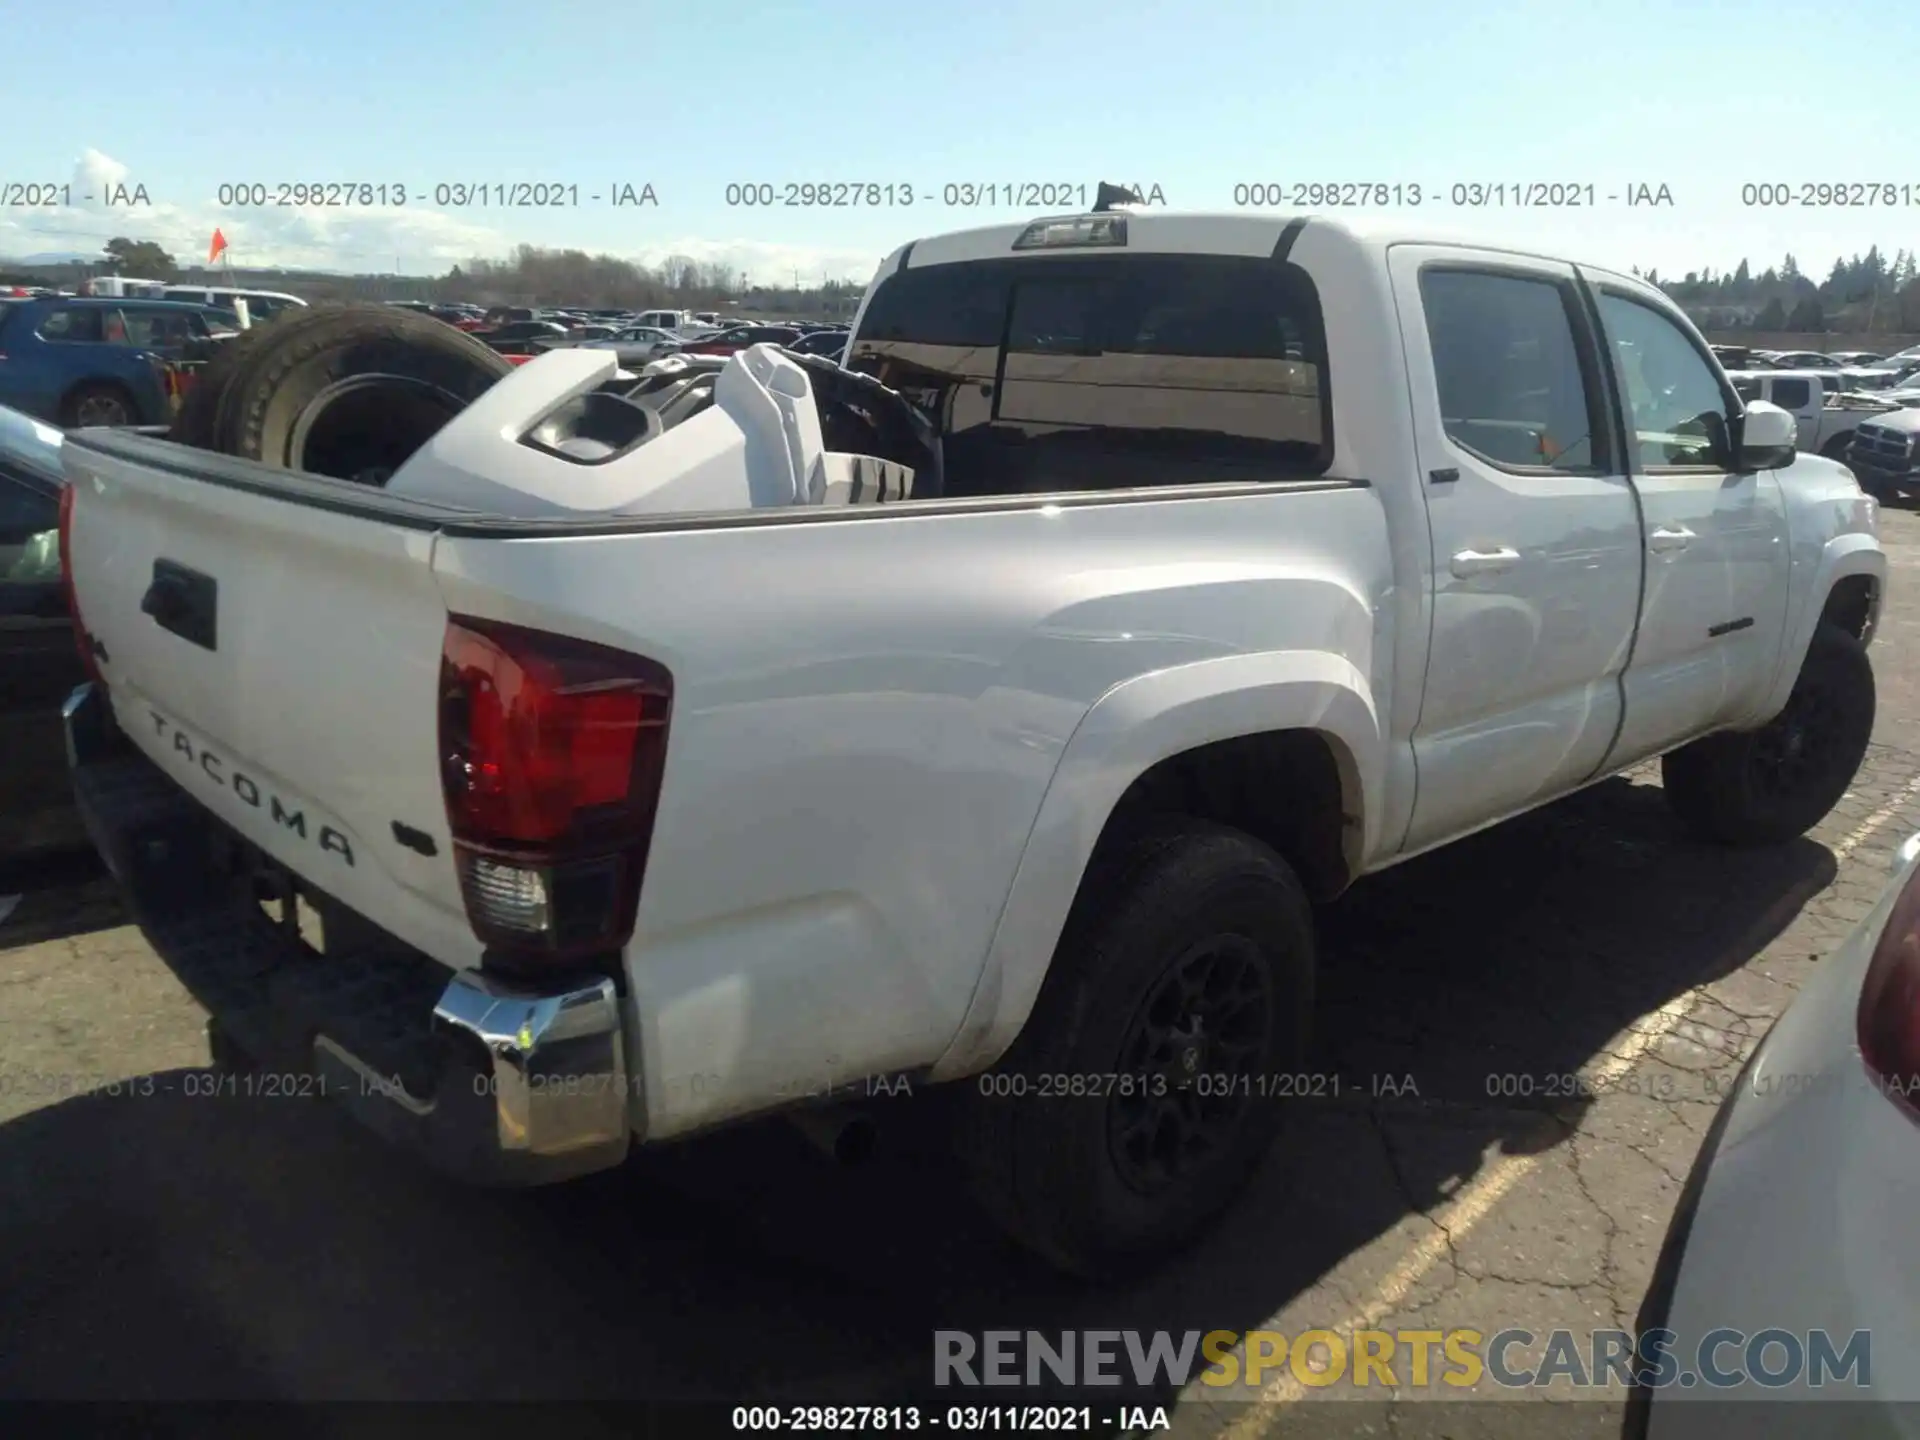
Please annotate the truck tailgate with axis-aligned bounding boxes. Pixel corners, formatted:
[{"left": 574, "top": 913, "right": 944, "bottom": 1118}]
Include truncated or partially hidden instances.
[{"left": 62, "top": 437, "right": 482, "bottom": 969}]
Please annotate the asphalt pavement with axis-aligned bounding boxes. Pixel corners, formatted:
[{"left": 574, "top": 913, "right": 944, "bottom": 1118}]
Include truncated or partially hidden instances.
[{"left": 4, "top": 505, "right": 1919, "bottom": 1435}]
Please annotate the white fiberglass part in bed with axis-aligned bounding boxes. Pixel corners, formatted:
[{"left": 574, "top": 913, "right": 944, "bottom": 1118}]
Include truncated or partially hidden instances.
[{"left": 381, "top": 344, "right": 864, "bottom": 519}]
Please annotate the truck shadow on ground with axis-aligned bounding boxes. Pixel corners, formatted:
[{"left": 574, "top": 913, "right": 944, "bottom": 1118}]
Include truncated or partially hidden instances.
[
  {"left": 0, "top": 775, "right": 1833, "bottom": 1417},
  {"left": 0, "top": 853, "right": 113, "bottom": 947}
]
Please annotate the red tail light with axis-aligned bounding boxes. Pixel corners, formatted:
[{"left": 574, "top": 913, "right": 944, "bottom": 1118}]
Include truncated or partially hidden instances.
[
  {"left": 439, "top": 616, "right": 673, "bottom": 967},
  {"left": 57, "top": 482, "right": 105, "bottom": 687},
  {"left": 1856, "top": 859, "right": 1920, "bottom": 1111}
]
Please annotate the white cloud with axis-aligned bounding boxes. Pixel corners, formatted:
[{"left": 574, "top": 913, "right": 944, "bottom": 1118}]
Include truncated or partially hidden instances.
[
  {"left": 628, "top": 236, "right": 887, "bottom": 288},
  {"left": 73, "top": 147, "right": 129, "bottom": 195},
  {"left": 0, "top": 148, "right": 882, "bottom": 282}
]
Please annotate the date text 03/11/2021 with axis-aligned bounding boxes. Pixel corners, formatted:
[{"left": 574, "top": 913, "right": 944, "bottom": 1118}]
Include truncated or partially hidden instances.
[
  {"left": 1228, "top": 181, "right": 1675, "bottom": 208},
  {"left": 721, "top": 182, "right": 1169, "bottom": 208},
  {"left": 0, "top": 1070, "right": 403, "bottom": 1101},
  {"left": 730, "top": 1404, "right": 1173, "bottom": 1433},
  {"left": 209, "top": 182, "right": 659, "bottom": 208}
]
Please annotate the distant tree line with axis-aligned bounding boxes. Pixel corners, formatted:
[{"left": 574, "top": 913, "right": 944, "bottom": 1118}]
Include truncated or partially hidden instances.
[
  {"left": 23, "top": 235, "right": 1920, "bottom": 335},
  {"left": 3, "top": 237, "right": 867, "bottom": 319},
  {"left": 1634, "top": 247, "right": 1920, "bottom": 334}
]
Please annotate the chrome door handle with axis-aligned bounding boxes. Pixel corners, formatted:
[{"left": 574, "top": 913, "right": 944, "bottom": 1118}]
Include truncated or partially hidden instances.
[
  {"left": 1648, "top": 525, "right": 1696, "bottom": 553},
  {"left": 1450, "top": 546, "right": 1521, "bottom": 578}
]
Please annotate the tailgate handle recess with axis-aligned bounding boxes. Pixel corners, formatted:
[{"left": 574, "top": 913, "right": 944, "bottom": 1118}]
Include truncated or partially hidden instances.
[{"left": 142, "top": 560, "right": 218, "bottom": 651}]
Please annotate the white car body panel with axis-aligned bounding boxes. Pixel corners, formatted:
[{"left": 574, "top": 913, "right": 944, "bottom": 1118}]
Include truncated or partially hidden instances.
[{"left": 1644, "top": 841, "right": 1920, "bottom": 1433}]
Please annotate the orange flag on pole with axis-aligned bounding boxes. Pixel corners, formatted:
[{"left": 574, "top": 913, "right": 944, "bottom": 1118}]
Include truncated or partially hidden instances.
[{"left": 208, "top": 228, "right": 228, "bottom": 265}]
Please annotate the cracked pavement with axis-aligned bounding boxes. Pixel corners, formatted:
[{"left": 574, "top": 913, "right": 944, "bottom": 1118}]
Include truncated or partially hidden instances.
[{"left": 0, "top": 506, "right": 1917, "bottom": 1435}]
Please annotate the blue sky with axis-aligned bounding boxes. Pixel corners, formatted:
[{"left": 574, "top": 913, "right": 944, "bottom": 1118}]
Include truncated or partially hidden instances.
[{"left": 3, "top": 0, "right": 1913, "bottom": 285}]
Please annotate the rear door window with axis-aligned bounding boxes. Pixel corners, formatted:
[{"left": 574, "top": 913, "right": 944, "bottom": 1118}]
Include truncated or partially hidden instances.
[
  {"left": 1420, "top": 268, "right": 1602, "bottom": 472},
  {"left": 120, "top": 308, "right": 195, "bottom": 347},
  {"left": 37, "top": 307, "right": 106, "bottom": 342}
]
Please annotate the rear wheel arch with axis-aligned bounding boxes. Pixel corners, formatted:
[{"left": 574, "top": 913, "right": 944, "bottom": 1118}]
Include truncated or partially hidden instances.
[
  {"left": 931, "top": 671, "right": 1377, "bottom": 1085},
  {"left": 1098, "top": 727, "right": 1362, "bottom": 902},
  {"left": 59, "top": 377, "right": 139, "bottom": 426}
]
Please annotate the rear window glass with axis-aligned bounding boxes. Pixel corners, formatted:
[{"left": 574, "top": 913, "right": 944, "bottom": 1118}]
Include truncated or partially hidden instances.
[
  {"left": 1771, "top": 378, "right": 1812, "bottom": 409},
  {"left": 121, "top": 308, "right": 197, "bottom": 346},
  {"left": 38, "top": 307, "right": 106, "bottom": 342},
  {"left": 849, "top": 254, "right": 1330, "bottom": 497}
]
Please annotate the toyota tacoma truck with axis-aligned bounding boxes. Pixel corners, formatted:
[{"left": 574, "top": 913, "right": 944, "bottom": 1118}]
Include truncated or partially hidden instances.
[{"left": 53, "top": 210, "right": 1886, "bottom": 1278}]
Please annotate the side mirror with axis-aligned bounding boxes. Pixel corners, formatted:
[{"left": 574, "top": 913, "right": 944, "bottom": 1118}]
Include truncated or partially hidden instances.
[{"left": 1735, "top": 400, "right": 1798, "bottom": 470}]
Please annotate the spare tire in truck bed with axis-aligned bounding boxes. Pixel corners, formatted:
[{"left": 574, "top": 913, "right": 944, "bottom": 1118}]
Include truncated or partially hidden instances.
[{"left": 169, "top": 302, "right": 512, "bottom": 484}]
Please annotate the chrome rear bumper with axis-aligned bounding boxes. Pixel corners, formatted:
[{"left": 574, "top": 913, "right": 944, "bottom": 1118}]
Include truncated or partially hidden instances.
[{"left": 65, "top": 681, "right": 632, "bottom": 1185}]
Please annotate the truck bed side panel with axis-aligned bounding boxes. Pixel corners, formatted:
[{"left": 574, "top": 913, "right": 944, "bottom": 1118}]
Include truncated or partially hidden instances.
[{"left": 431, "top": 483, "right": 1390, "bottom": 1135}]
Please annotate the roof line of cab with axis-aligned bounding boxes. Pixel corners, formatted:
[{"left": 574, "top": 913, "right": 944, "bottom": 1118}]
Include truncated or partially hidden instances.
[{"left": 886, "top": 209, "right": 1647, "bottom": 289}]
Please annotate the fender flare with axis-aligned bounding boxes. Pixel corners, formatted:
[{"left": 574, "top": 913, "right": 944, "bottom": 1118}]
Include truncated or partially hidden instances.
[
  {"left": 1755, "top": 532, "right": 1887, "bottom": 721},
  {"left": 927, "top": 650, "right": 1384, "bottom": 1080}
]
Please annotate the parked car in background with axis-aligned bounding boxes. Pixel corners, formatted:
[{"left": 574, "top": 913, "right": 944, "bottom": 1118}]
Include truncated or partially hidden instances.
[
  {"left": 1845, "top": 409, "right": 1920, "bottom": 499},
  {"left": 0, "top": 298, "right": 185, "bottom": 426},
  {"left": 160, "top": 286, "right": 306, "bottom": 322},
  {"left": 1724, "top": 369, "right": 1894, "bottom": 459},
  {"left": 477, "top": 319, "right": 570, "bottom": 355},
  {"left": 679, "top": 324, "right": 804, "bottom": 356},
  {"left": 1636, "top": 830, "right": 1920, "bottom": 1436},
  {"left": 569, "top": 324, "right": 684, "bottom": 366},
  {"left": 631, "top": 308, "right": 707, "bottom": 333},
  {"left": 108, "top": 300, "right": 240, "bottom": 357},
  {"left": 1828, "top": 350, "right": 1886, "bottom": 366},
  {"left": 0, "top": 406, "right": 86, "bottom": 867},
  {"left": 784, "top": 327, "right": 850, "bottom": 360},
  {"left": 1833, "top": 367, "right": 1902, "bottom": 391},
  {"left": 1768, "top": 349, "right": 1838, "bottom": 368},
  {"left": 78, "top": 276, "right": 168, "bottom": 299},
  {"left": 1850, "top": 372, "right": 1920, "bottom": 408}
]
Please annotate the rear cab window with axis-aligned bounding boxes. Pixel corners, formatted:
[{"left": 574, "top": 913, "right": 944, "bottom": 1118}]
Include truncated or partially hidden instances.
[
  {"left": 1770, "top": 377, "right": 1813, "bottom": 410},
  {"left": 848, "top": 252, "right": 1331, "bottom": 497}
]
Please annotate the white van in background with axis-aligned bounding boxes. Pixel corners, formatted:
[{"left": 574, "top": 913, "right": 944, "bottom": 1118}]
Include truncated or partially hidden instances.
[
  {"left": 160, "top": 287, "right": 308, "bottom": 321},
  {"left": 79, "top": 276, "right": 168, "bottom": 299}
]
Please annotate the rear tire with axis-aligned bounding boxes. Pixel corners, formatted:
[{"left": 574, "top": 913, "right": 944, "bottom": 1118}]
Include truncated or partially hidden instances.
[
  {"left": 952, "top": 818, "right": 1315, "bottom": 1279},
  {"left": 60, "top": 382, "right": 136, "bottom": 428},
  {"left": 1661, "top": 621, "right": 1875, "bottom": 846},
  {"left": 169, "top": 302, "right": 511, "bottom": 483}
]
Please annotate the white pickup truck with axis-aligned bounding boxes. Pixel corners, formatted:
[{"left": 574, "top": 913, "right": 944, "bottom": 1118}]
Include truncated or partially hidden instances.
[
  {"left": 54, "top": 211, "right": 1886, "bottom": 1277},
  {"left": 1723, "top": 368, "right": 1897, "bottom": 459}
]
